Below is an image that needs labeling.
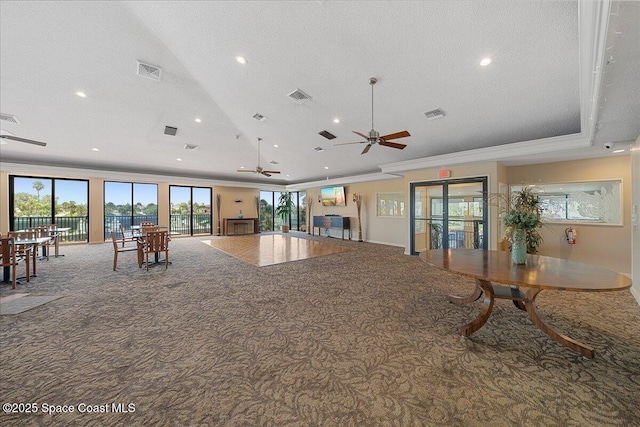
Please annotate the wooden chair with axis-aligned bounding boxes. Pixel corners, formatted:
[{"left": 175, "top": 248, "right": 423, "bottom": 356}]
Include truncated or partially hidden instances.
[
  {"left": 111, "top": 232, "right": 139, "bottom": 271},
  {"left": 1, "top": 237, "right": 26, "bottom": 289},
  {"left": 138, "top": 230, "right": 170, "bottom": 271},
  {"left": 118, "top": 223, "right": 138, "bottom": 247},
  {"left": 36, "top": 225, "right": 56, "bottom": 260},
  {"left": 7, "top": 231, "right": 35, "bottom": 280}
]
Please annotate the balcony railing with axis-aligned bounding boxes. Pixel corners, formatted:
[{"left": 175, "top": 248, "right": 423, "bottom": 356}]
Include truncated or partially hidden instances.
[{"left": 13, "top": 216, "right": 89, "bottom": 242}]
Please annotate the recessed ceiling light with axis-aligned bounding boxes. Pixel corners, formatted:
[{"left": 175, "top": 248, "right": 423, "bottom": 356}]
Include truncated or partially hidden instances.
[
  {"left": 76, "top": 91, "right": 87, "bottom": 97},
  {"left": 235, "top": 56, "right": 247, "bottom": 65},
  {"left": 176, "top": 158, "right": 183, "bottom": 161},
  {"left": 91, "top": 148, "right": 99, "bottom": 152},
  {"left": 480, "top": 58, "right": 492, "bottom": 67},
  {"left": 195, "top": 118, "right": 202, "bottom": 123},
  {"left": 324, "top": 166, "right": 329, "bottom": 170},
  {"left": 612, "top": 149, "right": 625, "bottom": 153},
  {"left": 240, "top": 166, "right": 245, "bottom": 169},
  {"left": 286, "top": 174, "right": 290, "bottom": 177},
  {"left": 273, "top": 144, "right": 279, "bottom": 148},
  {"left": 333, "top": 118, "right": 340, "bottom": 124}
]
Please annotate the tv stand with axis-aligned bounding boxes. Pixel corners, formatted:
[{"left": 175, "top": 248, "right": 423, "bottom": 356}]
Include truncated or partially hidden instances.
[{"left": 312, "top": 216, "right": 351, "bottom": 240}]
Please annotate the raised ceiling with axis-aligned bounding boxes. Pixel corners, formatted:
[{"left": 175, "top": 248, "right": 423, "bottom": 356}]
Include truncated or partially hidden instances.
[{"left": 0, "top": 1, "right": 638, "bottom": 186}]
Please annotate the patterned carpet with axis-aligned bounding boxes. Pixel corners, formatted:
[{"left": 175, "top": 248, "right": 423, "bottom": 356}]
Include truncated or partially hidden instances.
[{"left": 0, "top": 234, "right": 638, "bottom": 426}]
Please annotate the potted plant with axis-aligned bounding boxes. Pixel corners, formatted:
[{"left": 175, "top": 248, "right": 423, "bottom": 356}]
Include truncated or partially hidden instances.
[
  {"left": 275, "top": 192, "right": 294, "bottom": 233},
  {"left": 503, "top": 185, "right": 543, "bottom": 264}
]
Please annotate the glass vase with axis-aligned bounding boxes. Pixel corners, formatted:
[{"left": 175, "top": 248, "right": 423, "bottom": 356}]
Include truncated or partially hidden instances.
[
  {"left": 238, "top": 210, "right": 243, "bottom": 219},
  {"left": 511, "top": 228, "right": 527, "bottom": 265}
]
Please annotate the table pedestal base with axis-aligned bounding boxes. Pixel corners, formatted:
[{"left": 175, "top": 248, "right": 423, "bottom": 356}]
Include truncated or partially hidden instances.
[{"left": 449, "top": 279, "right": 595, "bottom": 359}]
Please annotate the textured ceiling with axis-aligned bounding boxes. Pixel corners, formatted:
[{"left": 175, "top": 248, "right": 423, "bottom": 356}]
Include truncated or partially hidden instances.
[{"left": 0, "top": 1, "right": 638, "bottom": 186}]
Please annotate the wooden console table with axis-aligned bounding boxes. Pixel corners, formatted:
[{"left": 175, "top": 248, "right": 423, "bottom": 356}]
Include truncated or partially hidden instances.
[
  {"left": 312, "top": 216, "right": 351, "bottom": 240},
  {"left": 223, "top": 218, "right": 259, "bottom": 236}
]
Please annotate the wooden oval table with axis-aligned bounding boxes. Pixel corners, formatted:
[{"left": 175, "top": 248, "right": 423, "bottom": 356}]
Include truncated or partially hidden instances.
[{"left": 419, "top": 249, "right": 632, "bottom": 358}]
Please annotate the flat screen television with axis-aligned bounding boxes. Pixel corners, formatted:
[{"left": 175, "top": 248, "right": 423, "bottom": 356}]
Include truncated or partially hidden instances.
[{"left": 321, "top": 186, "right": 346, "bottom": 206}]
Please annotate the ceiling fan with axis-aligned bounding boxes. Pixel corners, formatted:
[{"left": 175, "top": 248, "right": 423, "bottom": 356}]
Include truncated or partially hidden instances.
[
  {"left": 237, "top": 137, "right": 281, "bottom": 177},
  {"left": 0, "top": 130, "right": 47, "bottom": 147},
  {"left": 335, "top": 77, "right": 410, "bottom": 155}
]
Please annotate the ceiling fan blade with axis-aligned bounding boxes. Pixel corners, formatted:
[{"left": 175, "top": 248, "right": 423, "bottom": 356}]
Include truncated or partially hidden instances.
[
  {"left": 335, "top": 141, "right": 365, "bottom": 146},
  {"left": 379, "top": 141, "right": 407, "bottom": 150},
  {"left": 262, "top": 170, "right": 280, "bottom": 174},
  {"left": 261, "top": 171, "right": 272, "bottom": 177},
  {"left": 380, "top": 130, "right": 410, "bottom": 141},
  {"left": 0, "top": 135, "right": 47, "bottom": 147},
  {"left": 237, "top": 169, "right": 255, "bottom": 173},
  {"left": 352, "top": 131, "right": 368, "bottom": 139},
  {"left": 361, "top": 144, "right": 372, "bottom": 154}
]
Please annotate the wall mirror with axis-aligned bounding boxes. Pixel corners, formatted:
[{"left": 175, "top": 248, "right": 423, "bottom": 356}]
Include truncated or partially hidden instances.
[{"left": 511, "top": 180, "right": 622, "bottom": 225}]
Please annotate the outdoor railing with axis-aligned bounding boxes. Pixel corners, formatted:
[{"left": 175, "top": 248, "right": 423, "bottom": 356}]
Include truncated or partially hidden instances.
[{"left": 13, "top": 216, "right": 89, "bottom": 242}]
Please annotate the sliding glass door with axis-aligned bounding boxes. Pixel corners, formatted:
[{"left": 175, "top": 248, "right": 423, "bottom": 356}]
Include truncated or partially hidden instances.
[
  {"left": 104, "top": 181, "right": 158, "bottom": 239},
  {"left": 169, "top": 185, "right": 212, "bottom": 236},
  {"left": 411, "top": 177, "right": 487, "bottom": 254},
  {"left": 10, "top": 175, "right": 89, "bottom": 242}
]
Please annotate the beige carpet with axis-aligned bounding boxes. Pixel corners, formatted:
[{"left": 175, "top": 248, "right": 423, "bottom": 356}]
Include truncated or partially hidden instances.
[
  {"left": 0, "top": 235, "right": 638, "bottom": 426},
  {"left": 202, "top": 234, "right": 353, "bottom": 266}
]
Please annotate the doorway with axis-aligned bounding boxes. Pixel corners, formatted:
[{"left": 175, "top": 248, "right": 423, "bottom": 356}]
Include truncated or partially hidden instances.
[{"left": 410, "top": 177, "right": 488, "bottom": 255}]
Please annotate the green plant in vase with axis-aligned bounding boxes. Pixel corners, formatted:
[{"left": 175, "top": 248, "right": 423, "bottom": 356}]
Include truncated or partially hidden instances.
[
  {"left": 275, "top": 192, "right": 294, "bottom": 233},
  {"left": 504, "top": 186, "right": 543, "bottom": 264}
]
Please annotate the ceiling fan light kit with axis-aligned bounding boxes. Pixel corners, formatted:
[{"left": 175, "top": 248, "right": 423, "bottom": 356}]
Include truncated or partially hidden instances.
[{"left": 335, "top": 77, "right": 410, "bottom": 154}]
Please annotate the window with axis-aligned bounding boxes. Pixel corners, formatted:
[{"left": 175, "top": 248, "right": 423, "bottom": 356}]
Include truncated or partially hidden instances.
[
  {"left": 169, "top": 185, "right": 212, "bottom": 236},
  {"left": 104, "top": 181, "right": 158, "bottom": 239},
  {"left": 10, "top": 175, "right": 89, "bottom": 242},
  {"left": 512, "top": 180, "right": 622, "bottom": 225},
  {"left": 259, "top": 191, "right": 306, "bottom": 232}
]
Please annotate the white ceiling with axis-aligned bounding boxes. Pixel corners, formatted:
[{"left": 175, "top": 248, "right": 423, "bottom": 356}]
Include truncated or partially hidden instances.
[{"left": 1, "top": 1, "right": 638, "bottom": 187}]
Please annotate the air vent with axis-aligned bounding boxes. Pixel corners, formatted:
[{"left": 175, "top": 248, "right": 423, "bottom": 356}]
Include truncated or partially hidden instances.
[
  {"left": 318, "top": 130, "right": 336, "bottom": 140},
  {"left": 269, "top": 160, "right": 279, "bottom": 165},
  {"left": 424, "top": 108, "right": 445, "bottom": 120},
  {"left": 164, "top": 126, "right": 177, "bottom": 136},
  {"left": 313, "top": 146, "right": 325, "bottom": 152},
  {"left": 0, "top": 113, "right": 20, "bottom": 124},
  {"left": 287, "top": 88, "right": 312, "bottom": 104},
  {"left": 184, "top": 143, "right": 199, "bottom": 150},
  {"left": 137, "top": 61, "right": 162, "bottom": 81},
  {"left": 253, "top": 113, "right": 267, "bottom": 122}
]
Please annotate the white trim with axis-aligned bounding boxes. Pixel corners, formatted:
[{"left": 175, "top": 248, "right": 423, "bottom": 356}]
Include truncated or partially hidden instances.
[{"left": 0, "top": 162, "right": 287, "bottom": 190}]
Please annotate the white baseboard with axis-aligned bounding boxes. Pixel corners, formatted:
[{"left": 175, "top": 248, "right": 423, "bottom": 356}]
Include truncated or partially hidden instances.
[{"left": 631, "top": 285, "right": 640, "bottom": 306}]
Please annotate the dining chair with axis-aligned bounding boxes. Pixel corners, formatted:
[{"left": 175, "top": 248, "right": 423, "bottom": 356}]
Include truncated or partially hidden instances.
[
  {"left": 138, "top": 230, "right": 170, "bottom": 271},
  {"left": 7, "top": 231, "right": 35, "bottom": 281},
  {"left": 36, "top": 225, "right": 56, "bottom": 260},
  {"left": 111, "top": 232, "right": 139, "bottom": 271},
  {"left": 118, "top": 223, "right": 138, "bottom": 248},
  {"left": 1, "top": 237, "right": 25, "bottom": 289}
]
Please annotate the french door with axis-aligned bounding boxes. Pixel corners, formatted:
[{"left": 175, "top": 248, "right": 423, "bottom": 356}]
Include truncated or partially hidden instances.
[{"left": 410, "top": 177, "right": 488, "bottom": 255}]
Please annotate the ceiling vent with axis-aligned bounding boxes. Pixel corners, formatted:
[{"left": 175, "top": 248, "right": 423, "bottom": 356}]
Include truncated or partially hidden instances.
[
  {"left": 137, "top": 61, "right": 162, "bottom": 81},
  {"left": 0, "top": 113, "right": 20, "bottom": 124},
  {"left": 253, "top": 113, "right": 267, "bottom": 122},
  {"left": 313, "top": 146, "right": 325, "bottom": 152},
  {"left": 318, "top": 130, "right": 336, "bottom": 140},
  {"left": 287, "top": 88, "right": 312, "bottom": 104},
  {"left": 424, "top": 108, "right": 445, "bottom": 120},
  {"left": 184, "top": 143, "right": 199, "bottom": 150},
  {"left": 164, "top": 126, "right": 177, "bottom": 136},
  {"left": 269, "top": 160, "right": 279, "bottom": 165}
]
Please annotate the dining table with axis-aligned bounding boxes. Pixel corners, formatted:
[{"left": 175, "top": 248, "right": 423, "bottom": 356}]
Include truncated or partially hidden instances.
[
  {"left": 2, "top": 236, "right": 51, "bottom": 283},
  {"left": 419, "top": 249, "right": 632, "bottom": 358}
]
